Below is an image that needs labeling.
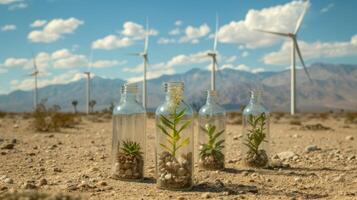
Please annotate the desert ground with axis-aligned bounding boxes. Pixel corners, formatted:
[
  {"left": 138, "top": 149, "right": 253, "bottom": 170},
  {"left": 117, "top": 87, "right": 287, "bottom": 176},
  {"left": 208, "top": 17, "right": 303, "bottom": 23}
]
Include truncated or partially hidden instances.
[{"left": 0, "top": 112, "right": 357, "bottom": 200}]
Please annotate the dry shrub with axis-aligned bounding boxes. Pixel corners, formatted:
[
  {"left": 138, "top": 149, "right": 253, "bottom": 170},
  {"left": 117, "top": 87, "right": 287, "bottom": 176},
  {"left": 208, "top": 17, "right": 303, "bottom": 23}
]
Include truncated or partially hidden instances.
[
  {"left": 318, "top": 113, "right": 329, "bottom": 120},
  {"left": 33, "top": 104, "right": 80, "bottom": 132},
  {"left": 227, "top": 112, "right": 242, "bottom": 125},
  {"left": 0, "top": 111, "right": 6, "bottom": 118},
  {"left": 273, "top": 112, "right": 285, "bottom": 121},
  {"left": 345, "top": 112, "right": 357, "bottom": 124},
  {"left": 289, "top": 118, "right": 302, "bottom": 126}
]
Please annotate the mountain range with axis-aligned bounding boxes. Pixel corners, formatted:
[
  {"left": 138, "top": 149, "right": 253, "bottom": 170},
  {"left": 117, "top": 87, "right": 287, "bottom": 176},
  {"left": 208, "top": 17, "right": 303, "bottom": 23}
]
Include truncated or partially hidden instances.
[{"left": 0, "top": 63, "right": 356, "bottom": 112}]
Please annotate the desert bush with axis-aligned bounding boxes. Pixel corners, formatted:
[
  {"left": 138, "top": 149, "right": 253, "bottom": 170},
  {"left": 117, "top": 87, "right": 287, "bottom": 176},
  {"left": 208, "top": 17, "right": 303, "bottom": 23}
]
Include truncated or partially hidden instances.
[
  {"left": 318, "top": 113, "right": 329, "bottom": 120},
  {"left": 33, "top": 104, "right": 80, "bottom": 132},
  {"left": 227, "top": 112, "right": 242, "bottom": 125},
  {"left": 345, "top": 112, "right": 357, "bottom": 124},
  {"left": 289, "top": 118, "right": 302, "bottom": 126},
  {"left": 0, "top": 111, "right": 6, "bottom": 118}
]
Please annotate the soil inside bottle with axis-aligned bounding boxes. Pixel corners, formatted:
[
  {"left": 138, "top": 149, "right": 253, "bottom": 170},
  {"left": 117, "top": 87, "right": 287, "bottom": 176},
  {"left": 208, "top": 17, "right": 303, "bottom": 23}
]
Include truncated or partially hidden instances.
[
  {"left": 157, "top": 151, "right": 192, "bottom": 190},
  {"left": 114, "top": 152, "right": 144, "bottom": 181}
]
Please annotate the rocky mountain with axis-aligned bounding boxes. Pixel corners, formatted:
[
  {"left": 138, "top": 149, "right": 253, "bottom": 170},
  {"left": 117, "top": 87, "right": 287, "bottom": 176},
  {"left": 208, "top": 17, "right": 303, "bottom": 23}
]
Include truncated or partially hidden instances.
[{"left": 0, "top": 63, "right": 356, "bottom": 112}]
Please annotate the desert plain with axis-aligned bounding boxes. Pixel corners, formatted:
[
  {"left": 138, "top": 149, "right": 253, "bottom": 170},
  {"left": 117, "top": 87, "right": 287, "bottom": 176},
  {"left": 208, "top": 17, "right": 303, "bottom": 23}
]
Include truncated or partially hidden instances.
[{"left": 0, "top": 112, "right": 356, "bottom": 200}]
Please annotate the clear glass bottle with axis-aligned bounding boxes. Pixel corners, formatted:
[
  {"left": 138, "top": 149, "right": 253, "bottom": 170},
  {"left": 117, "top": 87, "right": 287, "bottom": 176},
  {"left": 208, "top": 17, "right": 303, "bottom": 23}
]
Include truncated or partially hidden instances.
[
  {"left": 242, "top": 90, "right": 270, "bottom": 168},
  {"left": 112, "top": 83, "right": 146, "bottom": 181},
  {"left": 155, "top": 81, "right": 194, "bottom": 190},
  {"left": 198, "top": 90, "right": 226, "bottom": 170}
]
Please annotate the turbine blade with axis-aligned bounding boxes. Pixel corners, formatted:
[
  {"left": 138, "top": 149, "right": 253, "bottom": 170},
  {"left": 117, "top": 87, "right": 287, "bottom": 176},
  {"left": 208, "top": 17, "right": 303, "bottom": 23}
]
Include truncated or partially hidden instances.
[
  {"left": 213, "top": 14, "right": 219, "bottom": 52},
  {"left": 294, "top": 1, "right": 309, "bottom": 34},
  {"left": 294, "top": 38, "right": 312, "bottom": 83},
  {"left": 31, "top": 52, "right": 37, "bottom": 71},
  {"left": 144, "top": 18, "right": 149, "bottom": 53},
  {"left": 252, "top": 28, "right": 290, "bottom": 37}
]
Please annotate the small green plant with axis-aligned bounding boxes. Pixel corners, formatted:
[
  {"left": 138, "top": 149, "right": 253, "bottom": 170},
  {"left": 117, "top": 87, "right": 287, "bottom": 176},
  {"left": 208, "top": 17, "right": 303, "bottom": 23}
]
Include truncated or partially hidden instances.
[
  {"left": 157, "top": 108, "right": 191, "bottom": 158},
  {"left": 199, "top": 124, "right": 225, "bottom": 162},
  {"left": 120, "top": 140, "right": 143, "bottom": 156},
  {"left": 244, "top": 113, "right": 267, "bottom": 154}
]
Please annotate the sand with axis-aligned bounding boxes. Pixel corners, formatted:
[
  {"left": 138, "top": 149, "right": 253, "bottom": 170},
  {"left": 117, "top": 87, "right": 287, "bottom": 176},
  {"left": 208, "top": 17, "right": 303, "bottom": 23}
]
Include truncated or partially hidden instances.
[{"left": 0, "top": 113, "right": 356, "bottom": 200}]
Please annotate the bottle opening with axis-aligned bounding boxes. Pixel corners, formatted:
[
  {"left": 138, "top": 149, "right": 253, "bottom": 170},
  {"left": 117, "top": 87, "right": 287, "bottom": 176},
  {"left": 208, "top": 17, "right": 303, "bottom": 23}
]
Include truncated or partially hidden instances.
[
  {"left": 164, "top": 81, "right": 184, "bottom": 92},
  {"left": 121, "top": 83, "right": 138, "bottom": 94}
]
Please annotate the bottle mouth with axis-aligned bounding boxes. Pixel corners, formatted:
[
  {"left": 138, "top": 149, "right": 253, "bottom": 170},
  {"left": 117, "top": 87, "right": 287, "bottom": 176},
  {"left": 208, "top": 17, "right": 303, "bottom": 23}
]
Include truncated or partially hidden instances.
[
  {"left": 206, "top": 90, "right": 218, "bottom": 97},
  {"left": 121, "top": 83, "right": 138, "bottom": 94},
  {"left": 164, "top": 81, "right": 184, "bottom": 92}
]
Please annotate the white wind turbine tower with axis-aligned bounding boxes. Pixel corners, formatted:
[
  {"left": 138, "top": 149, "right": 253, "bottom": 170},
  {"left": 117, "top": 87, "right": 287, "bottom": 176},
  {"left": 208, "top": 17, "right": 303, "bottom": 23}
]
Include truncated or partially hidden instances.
[
  {"left": 83, "top": 50, "right": 93, "bottom": 114},
  {"left": 129, "top": 19, "right": 149, "bottom": 110},
  {"left": 29, "top": 54, "right": 39, "bottom": 110},
  {"left": 253, "top": 2, "right": 312, "bottom": 115},
  {"left": 207, "top": 14, "right": 219, "bottom": 91}
]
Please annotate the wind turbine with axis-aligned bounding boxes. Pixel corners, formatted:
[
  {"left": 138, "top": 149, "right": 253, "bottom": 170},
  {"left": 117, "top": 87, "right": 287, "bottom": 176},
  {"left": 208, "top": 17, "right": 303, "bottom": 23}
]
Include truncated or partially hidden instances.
[
  {"left": 252, "top": 2, "right": 312, "bottom": 115},
  {"left": 83, "top": 50, "right": 93, "bottom": 114},
  {"left": 129, "top": 19, "right": 149, "bottom": 110},
  {"left": 29, "top": 54, "right": 39, "bottom": 110},
  {"left": 206, "top": 14, "right": 219, "bottom": 91}
]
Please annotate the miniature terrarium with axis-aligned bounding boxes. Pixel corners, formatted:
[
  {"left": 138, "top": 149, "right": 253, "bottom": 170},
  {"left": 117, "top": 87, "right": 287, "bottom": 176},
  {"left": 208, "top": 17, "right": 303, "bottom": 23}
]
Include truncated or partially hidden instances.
[
  {"left": 112, "top": 84, "right": 146, "bottom": 181},
  {"left": 242, "top": 90, "right": 270, "bottom": 168},
  {"left": 155, "top": 81, "right": 194, "bottom": 190},
  {"left": 198, "top": 90, "right": 226, "bottom": 170}
]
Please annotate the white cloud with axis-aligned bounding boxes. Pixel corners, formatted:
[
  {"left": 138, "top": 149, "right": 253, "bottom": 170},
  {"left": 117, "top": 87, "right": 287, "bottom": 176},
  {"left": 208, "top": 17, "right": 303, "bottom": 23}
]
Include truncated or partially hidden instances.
[
  {"left": 127, "top": 62, "right": 174, "bottom": 83},
  {"left": 221, "top": 64, "right": 265, "bottom": 73},
  {"left": 30, "top": 20, "right": 47, "bottom": 28},
  {"left": 10, "top": 70, "right": 83, "bottom": 91},
  {"left": 91, "top": 35, "right": 133, "bottom": 50},
  {"left": 169, "top": 28, "right": 180, "bottom": 36},
  {"left": 157, "top": 37, "right": 176, "bottom": 44},
  {"left": 1, "top": 48, "right": 122, "bottom": 72},
  {"left": 218, "top": 0, "right": 309, "bottom": 49},
  {"left": 263, "top": 34, "right": 357, "bottom": 65},
  {"left": 0, "top": 0, "right": 21, "bottom": 4},
  {"left": 179, "top": 23, "right": 210, "bottom": 44},
  {"left": 8, "top": 2, "right": 27, "bottom": 10},
  {"left": 1, "top": 24, "right": 16, "bottom": 31},
  {"left": 175, "top": 20, "right": 183, "bottom": 26},
  {"left": 226, "top": 55, "right": 237, "bottom": 63},
  {"left": 167, "top": 51, "right": 211, "bottom": 67},
  {"left": 28, "top": 17, "right": 84, "bottom": 43},
  {"left": 242, "top": 51, "right": 249, "bottom": 58},
  {"left": 121, "top": 21, "right": 158, "bottom": 40},
  {"left": 91, "top": 60, "right": 126, "bottom": 68},
  {"left": 320, "top": 3, "right": 334, "bottom": 13}
]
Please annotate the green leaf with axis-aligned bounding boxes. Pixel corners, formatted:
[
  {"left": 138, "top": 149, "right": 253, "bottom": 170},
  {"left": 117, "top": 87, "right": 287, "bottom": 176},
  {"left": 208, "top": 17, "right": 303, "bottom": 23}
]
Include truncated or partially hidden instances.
[
  {"left": 160, "top": 143, "right": 173, "bottom": 154},
  {"left": 177, "top": 120, "right": 191, "bottom": 134},
  {"left": 176, "top": 137, "right": 190, "bottom": 150},
  {"left": 157, "top": 124, "right": 173, "bottom": 139},
  {"left": 160, "top": 115, "right": 174, "bottom": 129}
]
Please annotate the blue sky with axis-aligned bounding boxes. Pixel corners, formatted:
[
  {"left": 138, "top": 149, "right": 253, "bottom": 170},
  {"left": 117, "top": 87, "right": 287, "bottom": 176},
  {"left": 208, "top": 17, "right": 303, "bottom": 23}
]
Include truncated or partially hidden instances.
[{"left": 0, "top": 0, "right": 357, "bottom": 94}]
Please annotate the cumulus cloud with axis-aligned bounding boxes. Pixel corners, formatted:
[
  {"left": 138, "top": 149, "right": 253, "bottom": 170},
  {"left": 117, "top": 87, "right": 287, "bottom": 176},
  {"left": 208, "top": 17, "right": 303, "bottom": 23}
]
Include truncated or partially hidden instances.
[
  {"left": 242, "top": 51, "right": 249, "bottom": 58},
  {"left": 28, "top": 17, "right": 84, "bottom": 43},
  {"left": 0, "top": 49, "right": 125, "bottom": 73},
  {"left": 127, "top": 62, "right": 174, "bottom": 83},
  {"left": 169, "top": 28, "right": 180, "bottom": 36},
  {"left": 221, "top": 64, "right": 265, "bottom": 73},
  {"left": 320, "top": 3, "right": 334, "bottom": 13},
  {"left": 175, "top": 20, "right": 183, "bottom": 26},
  {"left": 157, "top": 37, "right": 176, "bottom": 44},
  {"left": 30, "top": 20, "right": 47, "bottom": 28},
  {"left": 10, "top": 70, "right": 83, "bottom": 91},
  {"left": 0, "top": 0, "right": 21, "bottom": 4},
  {"left": 179, "top": 23, "right": 210, "bottom": 44},
  {"left": 1, "top": 24, "right": 16, "bottom": 31},
  {"left": 91, "top": 35, "right": 133, "bottom": 50},
  {"left": 121, "top": 21, "right": 158, "bottom": 40},
  {"left": 8, "top": 2, "right": 27, "bottom": 10},
  {"left": 218, "top": 0, "right": 309, "bottom": 48},
  {"left": 92, "top": 21, "right": 158, "bottom": 50},
  {"left": 263, "top": 34, "right": 357, "bottom": 65}
]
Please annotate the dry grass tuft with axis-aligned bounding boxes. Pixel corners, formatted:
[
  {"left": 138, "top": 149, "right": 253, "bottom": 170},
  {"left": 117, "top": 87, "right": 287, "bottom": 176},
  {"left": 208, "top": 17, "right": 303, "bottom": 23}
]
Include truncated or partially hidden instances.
[
  {"left": 33, "top": 104, "right": 80, "bottom": 132},
  {"left": 344, "top": 112, "right": 357, "bottom": 124}
]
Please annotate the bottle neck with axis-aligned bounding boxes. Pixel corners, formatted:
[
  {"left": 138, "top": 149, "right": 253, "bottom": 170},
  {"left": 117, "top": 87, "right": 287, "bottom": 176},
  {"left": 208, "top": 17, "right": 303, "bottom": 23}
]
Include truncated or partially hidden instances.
[
  {"left": 120, "top": 84, "right": 138, "bottom": 103},
  {"left": 164, "top": 82, "right": 184, "bottom": 105},
  {"left": 206, "top": 90, "right": 218, "bottom": 105},
  {"left": 249, "top": 91, "right": 262, "bottom": 105}
]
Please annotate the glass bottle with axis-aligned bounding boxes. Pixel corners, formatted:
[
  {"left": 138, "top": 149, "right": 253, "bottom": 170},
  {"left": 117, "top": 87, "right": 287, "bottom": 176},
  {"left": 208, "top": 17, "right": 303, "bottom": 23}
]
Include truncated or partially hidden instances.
[
  {"left": 112, "top": 83, "right": 146, "bottom": 181},
  {"left": 155, "top": 81, "right": 194, "bottom": 190},
  {"left": 198, "top": 90, "right": 226, "bottom": 170},
  {"left": 242, "top": 90, "right": 270, "bottom": 168}
]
